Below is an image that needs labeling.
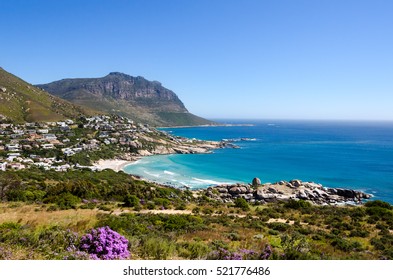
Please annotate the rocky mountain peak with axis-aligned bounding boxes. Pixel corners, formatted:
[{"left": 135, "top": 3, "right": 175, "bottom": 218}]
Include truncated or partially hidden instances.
[{"left": 36, "top": 72, "right": 215, "bottom": 126}]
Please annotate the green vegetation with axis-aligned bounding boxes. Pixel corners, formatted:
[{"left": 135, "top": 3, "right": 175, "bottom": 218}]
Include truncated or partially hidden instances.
[
  {"left": 0, "top": 168, "right": 393, "bottom": 260},
  {"left": 0, "top": 67, "right": 93, "bottom": 123}
]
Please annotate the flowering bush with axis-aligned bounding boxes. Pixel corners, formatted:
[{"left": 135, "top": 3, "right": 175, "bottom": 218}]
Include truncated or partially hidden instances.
[
  {"left": 209, "top": 245, "right": 272, "bottom": 260},
  {"left": 79, "top": 226, "right": 130, "bottom": 260}
]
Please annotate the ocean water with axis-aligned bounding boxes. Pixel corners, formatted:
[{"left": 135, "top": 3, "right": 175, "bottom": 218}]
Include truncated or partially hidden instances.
[{"left": 123, "top": 120, "right": 393, "bottom": 203}]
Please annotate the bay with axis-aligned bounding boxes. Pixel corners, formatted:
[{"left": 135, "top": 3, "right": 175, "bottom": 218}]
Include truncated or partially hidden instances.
[{"left": 124, "top": 120, "right": 393, "bottom": 203}]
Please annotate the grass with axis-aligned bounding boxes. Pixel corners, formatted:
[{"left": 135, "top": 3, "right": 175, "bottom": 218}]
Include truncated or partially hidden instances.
[
  {"left": 0, "top": 200, "right": 391, "bottom": 260},
  {"left": 0, "top": 203, "right": 98, "bottom": 230},
  {"left": 0, "top": 67, "right": 91, "bottom": 122},
  {"left": 1, "top": 168, "right": 393, "bottom": 260}
]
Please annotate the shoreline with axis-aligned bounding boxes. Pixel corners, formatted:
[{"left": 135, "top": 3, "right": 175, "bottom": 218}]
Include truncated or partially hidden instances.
[
  {"left": 93, "top": 157, "right": 372, "bottom": 206},
  {"left": 92, "top": 159, "right": 138, "bottom": 172}
]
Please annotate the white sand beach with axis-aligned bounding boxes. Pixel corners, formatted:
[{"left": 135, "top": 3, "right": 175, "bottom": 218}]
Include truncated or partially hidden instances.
[{"left": 93, "top": 159, "right": 134, "bottom": 172}]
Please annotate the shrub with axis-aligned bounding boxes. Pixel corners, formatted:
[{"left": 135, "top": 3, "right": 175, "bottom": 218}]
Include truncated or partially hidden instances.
[
  {"left": 192, "top": 207, "right": 200, "bottom": 214},
  {"left": 331, "top": 237, "right": 361, "bottom": 252},
  {"left": 227, "top": 232, "right": 242, "bottom": 241},
  {"left": 280, "top": 233, "right": 311, "bottom": 260},
  {"left": 202, "top": 208, "right": 213, "bottom": 215},
  {"left": 267, "top": 222, "right": 290, "bottom": 232},
  {"left": 146, "top": 201, "right": 155, "bottom": 210},
  {"left": 175, "top": 203, "right": 187, "bottom": 210},
  {"left": 45, "top": 192, "right": 81, "bottom": 210},
  {"left": 185, "top": 241, "right": 210, "bottom": 259},
  {"left": 349, "top": 229, "right": 370, "bottom": 238},
  {"left": 153, "top": 198, "right": 171, "bottom": 209},
  {"left": 285, "top": 200, "right": 312, "bottom": 209},
  {"left": 365, "top": 200, "right": 392, "bottom": 209},
  {"left": 366, "top": 206, "right": 393, "bottom": 221},
  {"left": 79, "top": 226, "right": 130, "bottom": 260},
  {"left": 140, "top": 236, "right": 175, "bottom": 259},
  {"left": 209, "top": 245, "right": 272, "bottom": 260},
  {"left": 124, "top": 194, "right": 140, "bottom": 208},
  {"left": 234, "top": 197, "right": 250, "bottom": 211}
]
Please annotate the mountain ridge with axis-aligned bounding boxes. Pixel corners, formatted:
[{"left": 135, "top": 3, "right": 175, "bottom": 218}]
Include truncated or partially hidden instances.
[{"left": 37, "top": 72, "right": 214, "bottom": 127}]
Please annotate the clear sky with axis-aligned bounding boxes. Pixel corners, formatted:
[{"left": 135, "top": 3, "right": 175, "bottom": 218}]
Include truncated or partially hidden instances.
[{"left": 1, "top": 0, "right": 392, "bottom": 120}]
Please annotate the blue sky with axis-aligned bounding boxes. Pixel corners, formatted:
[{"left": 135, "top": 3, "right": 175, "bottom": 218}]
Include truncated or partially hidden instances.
[{"left": 1, "top": 0, "right": 393, "bottom": 120}]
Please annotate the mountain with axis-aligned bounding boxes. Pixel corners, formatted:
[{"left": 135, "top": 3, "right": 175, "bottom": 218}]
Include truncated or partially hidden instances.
[
  {"left": 36, "top": 72, "right": 215, "bottom": 127},
  {"left": 0, "top": 67, "right": 92, "bottom": 123}
]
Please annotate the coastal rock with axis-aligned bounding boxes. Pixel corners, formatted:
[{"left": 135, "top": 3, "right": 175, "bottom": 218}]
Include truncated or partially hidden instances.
[
  {"left": 129, "top": 141, "right": 142, "bottom": 149},
  {"left": 254, "top": 189, "right": 276, "bottom": 200},
  {"left": 286, "top": 182, "right": 295, "bottom": 188},
  {"left": 297, "top": 190, "right": 308, "bottom": 200},
  {"left": 267, "top": 187, "right": 278, "bottom": 194},
  {"left": 290, "top": 179, "right": 302, "bottom": 188},
  {"left": 0, "top": 87, "right": 6, "bottom": 93},
  {"left": 138, "top": 150, "right": 152, "bottom": 156},
  {"left": 199, "top": 179, "right": 372, "bottom": 206},
  {"left": 229, "top": 186, "right": 242, "bottom": 195},
  {"left": 217, "top": 187, "right": 228, "bottom": 193},
  {"left": 305, "top": 182, "right": 322, "bottom": 189},
  {"left": 229, "top": 186, "right": 247, "bottom": 194},
  {"left": 334, "top": 188, "right": 356, "bottom": 199},
  {"left": 252, "top": 177, "right": 261, "bottom": 187},
  {"left": 313, "top": 188, "right": 328, "bottom": 198}
]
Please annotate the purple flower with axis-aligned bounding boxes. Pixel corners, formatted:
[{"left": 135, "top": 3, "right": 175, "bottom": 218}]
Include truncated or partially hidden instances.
[
  {"left": 210, "top": 245, "right": 272, "bottom": 260},
  {"left": 260, "top": 245, "right": 272, "bottom": 260},
  {"left": 79, "top": 226, "right": 130, "bottom": 260}
]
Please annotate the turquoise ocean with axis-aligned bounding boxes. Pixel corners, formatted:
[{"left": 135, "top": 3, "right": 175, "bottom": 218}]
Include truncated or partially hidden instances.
[{"left": 124, "top": 120, "right": 393, "bottom": 203}]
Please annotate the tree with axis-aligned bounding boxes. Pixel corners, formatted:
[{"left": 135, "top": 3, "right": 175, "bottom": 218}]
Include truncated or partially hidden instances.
[{"left": 0, "top": 172, "right": 22, "bottom": 201}]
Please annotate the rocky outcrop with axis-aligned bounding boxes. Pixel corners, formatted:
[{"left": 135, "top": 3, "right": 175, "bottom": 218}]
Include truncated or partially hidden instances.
[{"left": 200, "top": 179, "right": 372, "bottom": 205}]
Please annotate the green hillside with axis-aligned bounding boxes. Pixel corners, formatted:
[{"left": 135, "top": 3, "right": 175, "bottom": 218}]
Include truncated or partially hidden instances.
[{"left": 0, "top": 68, "right": 93, "bottom": 122}]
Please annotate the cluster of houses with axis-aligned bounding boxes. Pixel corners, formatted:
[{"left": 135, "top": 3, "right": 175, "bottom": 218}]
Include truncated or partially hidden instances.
[{"left": 0, "top": 115, "right": 154, "bottom": 172}]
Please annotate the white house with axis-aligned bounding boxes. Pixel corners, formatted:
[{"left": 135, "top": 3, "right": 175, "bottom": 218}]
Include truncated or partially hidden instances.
[
  {"left": 7, "top": 153, "right": 21, "bottom": 162},
  {"left": 42, "top": 144, "right": 54, "bottom": 149},
  {"left": 37, "top": 129, "right": 49, "bottom": 134},
  {"left": 42, "top": 134, "right": 57, "bottom": 140},
  {"left": 5, "top": 144, "right": 20, "bottom": 151}
]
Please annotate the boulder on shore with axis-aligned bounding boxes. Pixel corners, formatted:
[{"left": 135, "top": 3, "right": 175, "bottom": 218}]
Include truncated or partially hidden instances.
[
  {"left": 252, "top": 177, "right": 261, "bottom": 187},
  {"left": 200, "top": 179, "right": 372, "bottom": 206}
]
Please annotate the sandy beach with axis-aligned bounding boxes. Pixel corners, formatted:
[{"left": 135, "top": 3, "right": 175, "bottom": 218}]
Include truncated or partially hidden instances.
[{"left": 93, "top": 159, "right": 135, "bottom": 172}]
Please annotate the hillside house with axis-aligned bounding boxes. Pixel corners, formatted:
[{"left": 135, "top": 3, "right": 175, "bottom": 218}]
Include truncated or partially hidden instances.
[
  {"left": 5, "top": 144, "right": 20, "bottom": 152},
  {"left": 62, "top": 148, "right": 76, "bottom": 156},
  {"left": 25, "top": 122, "right": 36, "bottom": 128},
  {"left": 42, "top": 134, "right": 57, "bottom": 141},
  {"left": 6, "top": 153, "right": 21, "bottom": 162},
  {"left": 41, "top": 144, "right": 54, "bottom": 149},
  {"left": 37, "top": 129, "right": 49, "bottom": 134},
  {"left": 8, "top": 163, "right": 26, "bottom": 170}
]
